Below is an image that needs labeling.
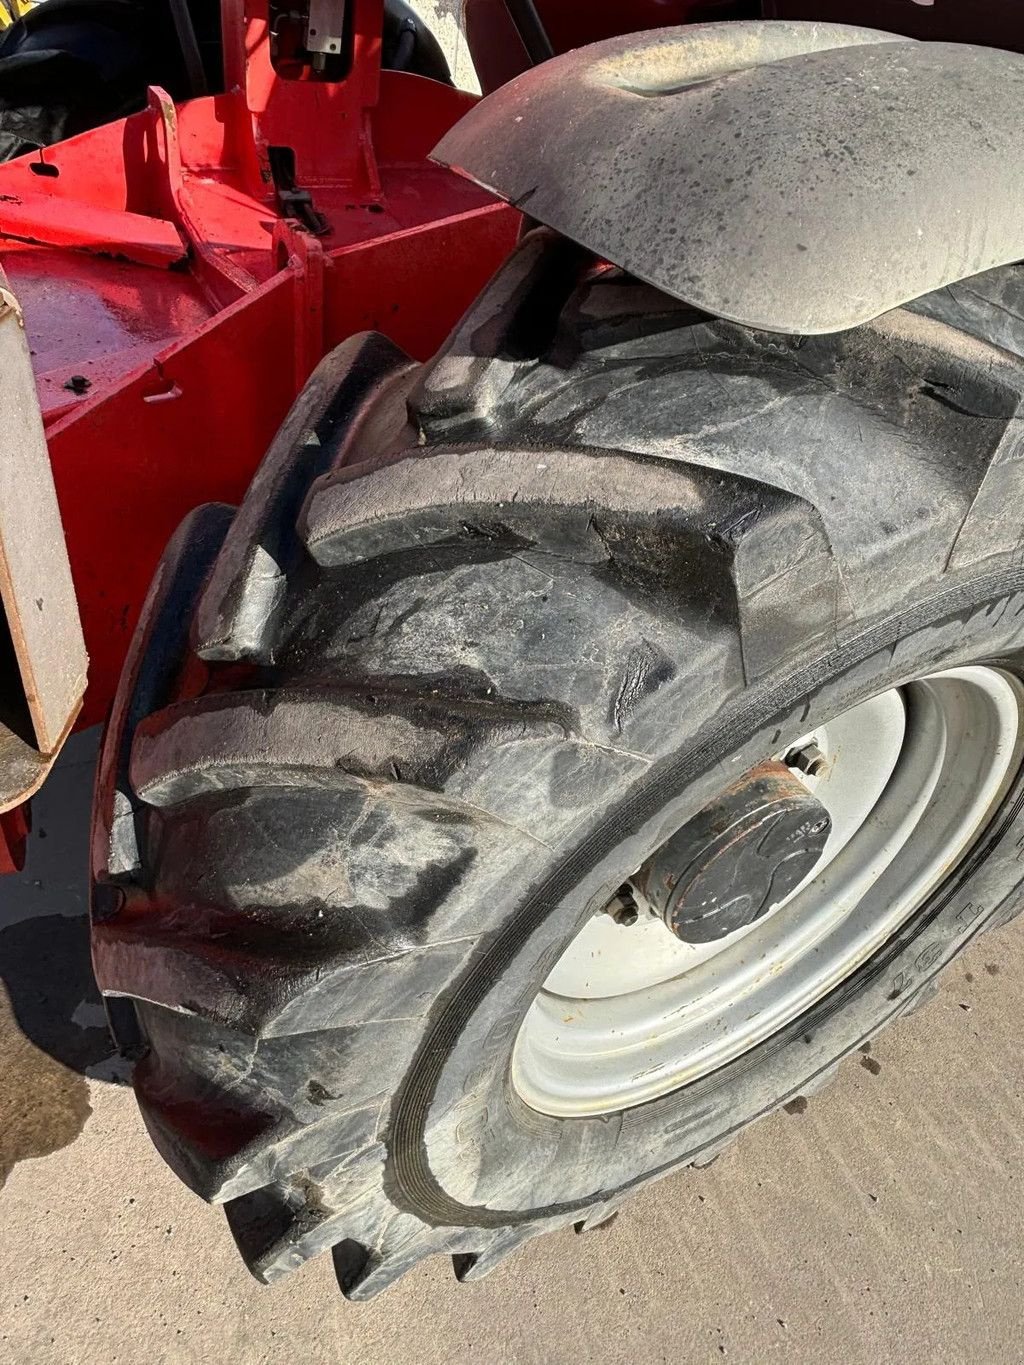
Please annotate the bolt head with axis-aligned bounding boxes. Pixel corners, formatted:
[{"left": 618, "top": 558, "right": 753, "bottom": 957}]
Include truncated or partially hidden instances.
[
  {"left": 606, "top": 885, "right": 641, "bottom": 926},
  {"left": 785, "top": 741, "right": 828, "bottom": 778}
]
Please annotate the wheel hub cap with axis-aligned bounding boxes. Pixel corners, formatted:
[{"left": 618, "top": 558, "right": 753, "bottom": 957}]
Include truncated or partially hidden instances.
[{"left": 636, "top": 760, "right": 831, "bottom": 944}]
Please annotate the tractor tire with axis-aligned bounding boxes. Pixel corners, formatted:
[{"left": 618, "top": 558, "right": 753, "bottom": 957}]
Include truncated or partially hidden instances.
[{"left": 92, "top": 230, "right": 1024, "bottom": 1299}]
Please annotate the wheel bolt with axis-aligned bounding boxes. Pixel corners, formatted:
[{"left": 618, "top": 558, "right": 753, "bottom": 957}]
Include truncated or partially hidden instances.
[
  {"left": 785, "top": 741, "right": 828, "bottom": 778},
  {"left": 606, "top": 886, "right": 640, "bottom": 926}
]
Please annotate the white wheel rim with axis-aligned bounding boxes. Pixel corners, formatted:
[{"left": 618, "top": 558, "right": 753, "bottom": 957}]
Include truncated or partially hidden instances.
[{"left": 511, "top": 667, "right": 1024, "bottom": 1117}]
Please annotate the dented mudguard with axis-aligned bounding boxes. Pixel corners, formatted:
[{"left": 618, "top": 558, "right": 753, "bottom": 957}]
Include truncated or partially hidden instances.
[{"left": 433, "top": 20, "right": 1024, "bottom": 334}]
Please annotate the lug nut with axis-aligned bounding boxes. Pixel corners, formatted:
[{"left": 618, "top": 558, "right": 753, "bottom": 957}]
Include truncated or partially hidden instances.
[
  {"left": 784, "top": 741, "right": 828, "bottom": 778},
  {"left": 606, "top": 885, "right": 640, "bottom": 926}
]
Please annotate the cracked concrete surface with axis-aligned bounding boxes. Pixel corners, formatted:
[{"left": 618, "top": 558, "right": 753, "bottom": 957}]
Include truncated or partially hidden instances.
[{"left": 2, "top": 730, "right": 1024, "bottom": 1363}]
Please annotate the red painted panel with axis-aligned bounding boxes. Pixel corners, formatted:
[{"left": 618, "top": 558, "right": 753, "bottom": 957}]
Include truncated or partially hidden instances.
[{"left": 0, "top": 1, "right": 521, "bottom": 854}]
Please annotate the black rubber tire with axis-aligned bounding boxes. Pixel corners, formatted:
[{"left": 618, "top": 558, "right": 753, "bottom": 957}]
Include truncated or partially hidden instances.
[
  {"left": 382, "top": 0, "right": 452, "bottom": 84},
  {"left": 92, "top": 231, "right": 1024, "bottom": 1299}
]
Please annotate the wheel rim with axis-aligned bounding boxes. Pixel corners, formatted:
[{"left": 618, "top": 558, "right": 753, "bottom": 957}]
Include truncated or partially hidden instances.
[{"left": 511, "top": 666, "right": 1024, "bottom": 1118}]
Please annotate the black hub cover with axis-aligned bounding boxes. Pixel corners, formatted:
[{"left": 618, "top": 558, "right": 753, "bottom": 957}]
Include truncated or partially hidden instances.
[{"left": 637, "top": 761, "right": 831, "bottom": 944}]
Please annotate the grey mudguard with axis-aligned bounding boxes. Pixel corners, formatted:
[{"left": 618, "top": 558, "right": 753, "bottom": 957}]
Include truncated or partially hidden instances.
[{"left": 433, "top": 20, "right": 1024, "bottom": 334}]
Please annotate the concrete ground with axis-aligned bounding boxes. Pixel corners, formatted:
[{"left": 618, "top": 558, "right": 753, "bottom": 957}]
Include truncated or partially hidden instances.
[{"left": 2, "top": 730, "right": 1024, "bottom": 1364}]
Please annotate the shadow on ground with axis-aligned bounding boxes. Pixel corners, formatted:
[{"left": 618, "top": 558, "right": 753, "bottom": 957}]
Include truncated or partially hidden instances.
[{"left": 0, "top": 728, "right": 121, "bottom": 1185}]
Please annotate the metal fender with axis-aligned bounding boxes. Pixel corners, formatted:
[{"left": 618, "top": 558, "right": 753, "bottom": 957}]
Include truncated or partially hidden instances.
[{"left": 433, "top": 21, "right": 1024, "bottom": 334}]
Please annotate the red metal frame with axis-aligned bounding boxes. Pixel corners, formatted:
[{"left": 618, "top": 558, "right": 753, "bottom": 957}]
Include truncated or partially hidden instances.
[
  {"left": 0, "top": 0, "right": 519, "bottom": 739},
  {"left": 0, "top": 805, "right": 29, "bottom": 875}
]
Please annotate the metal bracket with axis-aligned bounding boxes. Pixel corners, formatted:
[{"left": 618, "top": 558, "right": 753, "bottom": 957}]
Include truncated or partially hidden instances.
[
  {"left": 268, "top": 145, "right": 331, "bottom": 236},
  {"left": 306, "top": 0, "right": 347, "bottom": 57},
  {"left": 0, "top": 272, "right": 86, "bottom": 812}
]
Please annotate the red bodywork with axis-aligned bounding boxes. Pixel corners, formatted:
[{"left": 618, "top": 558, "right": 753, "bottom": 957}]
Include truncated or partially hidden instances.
[{"left": 0, "top": 0, "right": 518, "bottom": 734}]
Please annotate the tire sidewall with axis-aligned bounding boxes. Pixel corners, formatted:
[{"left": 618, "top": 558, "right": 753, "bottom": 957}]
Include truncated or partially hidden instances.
[{"left": 393, "top": 571, "right": 1024, "bottom": 1223}]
